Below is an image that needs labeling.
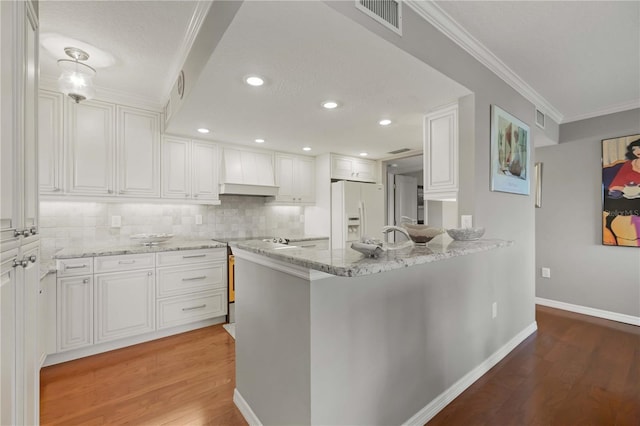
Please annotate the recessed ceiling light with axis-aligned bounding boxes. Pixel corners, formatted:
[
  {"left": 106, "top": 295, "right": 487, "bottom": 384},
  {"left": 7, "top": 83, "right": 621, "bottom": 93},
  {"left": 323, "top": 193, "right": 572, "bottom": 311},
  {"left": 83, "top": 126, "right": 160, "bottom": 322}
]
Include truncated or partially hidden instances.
[
  {"left": 359, "top": 152, "right": 368, "bottom": 157},
  {"left": 379, "top": 119, "right": 392, "bottom": 126},
  {"left": 255, "top": 138, "right": 265, "bottom": 143},
  {"left": 302, "top": 147, "right": 312, "bottom": 151},
  {"left": 197, "top": 128, "right": 210, "bottom": 134},
  {"left": 245, "top": 76, "right": 264, "bottom": 86},
  {"left": 322, "top": 101, "right": 339, "bottom": 109}
]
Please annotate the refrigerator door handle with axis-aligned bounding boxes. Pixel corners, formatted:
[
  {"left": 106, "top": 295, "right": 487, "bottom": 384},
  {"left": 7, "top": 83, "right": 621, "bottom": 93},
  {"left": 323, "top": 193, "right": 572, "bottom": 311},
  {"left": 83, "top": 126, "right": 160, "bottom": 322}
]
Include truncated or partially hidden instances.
[{"left": 360, "top": 201, "right": 366, "bottom": 239}]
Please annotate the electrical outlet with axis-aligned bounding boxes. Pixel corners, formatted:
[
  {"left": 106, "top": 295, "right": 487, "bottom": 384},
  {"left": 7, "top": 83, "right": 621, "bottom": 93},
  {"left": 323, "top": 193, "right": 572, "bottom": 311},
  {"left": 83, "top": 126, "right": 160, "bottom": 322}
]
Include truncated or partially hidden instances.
[
  {"left": 195, "top": 214, "right": 203, "bottom": 225},
  {"left": 492, "top": 302, "right": 498, "bottom": 319},
  {"left": 461, "top": 215, "right": 473, "bottom": 228},
  {"left": 111, "top": 215, "right": 121, "bottom": 228},
  {"left": 541, "top": 267, "right": 551, "bottom": 278}
]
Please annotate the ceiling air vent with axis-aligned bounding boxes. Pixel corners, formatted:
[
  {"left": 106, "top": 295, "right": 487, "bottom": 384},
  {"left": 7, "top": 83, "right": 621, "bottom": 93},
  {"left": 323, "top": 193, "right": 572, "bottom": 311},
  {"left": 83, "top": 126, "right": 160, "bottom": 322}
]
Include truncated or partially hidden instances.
[
  {"left": 356, "top": 0, "right": 402, "bottom": 35},
  {"left": 535, "top": 108, "right": 545, "bottom": 129},
  {"left": 387, "top": 148, "right": 411, "bottom": 154}
]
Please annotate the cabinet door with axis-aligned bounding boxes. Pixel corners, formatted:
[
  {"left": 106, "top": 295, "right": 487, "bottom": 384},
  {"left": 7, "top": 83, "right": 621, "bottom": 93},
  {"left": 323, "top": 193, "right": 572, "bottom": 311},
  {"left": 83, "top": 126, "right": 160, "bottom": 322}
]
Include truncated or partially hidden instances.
[
  {"left": 353, "top": 159, "right": 377, "bottom": 183},
  {"left": 331, "top": 155, "right": 354, "bottom": 180},
  {"left": 67, "top": 99, "right": 116, "bottom": 195},
  {"left": 295, "top": 156, "right": 315, "bottom": 202},
  {"left": 192, "top": 141, "right": 219, "bottom": 201},
  {"left": 95, "top": 269, "right": 155, "bottom": 343},
  {"left": 20, "top": 243, "right": 39, "bottom": 426},
  {"left": 39, "top": 90, "right": 64, "bottom": 194},
  {"left": 22, "top": 4, "right": 38, "bottom": 236},
  {"left": 57, "top": 275, "right": 93, "bottom": 352},
  {"left": 0, "top": 251, "right": 18, "bottom": 426},
  {"left": 274, "top": 154, "right": 295, "bottom": 202},
  {"left": 424, "top": 103, "right": 458, "bottom": 200},
  {"left": 117, "top": 106, "right": 160, "bottom": 197},
  {"left": 161, "top": 136, "right": 190, "bottom": 199}
]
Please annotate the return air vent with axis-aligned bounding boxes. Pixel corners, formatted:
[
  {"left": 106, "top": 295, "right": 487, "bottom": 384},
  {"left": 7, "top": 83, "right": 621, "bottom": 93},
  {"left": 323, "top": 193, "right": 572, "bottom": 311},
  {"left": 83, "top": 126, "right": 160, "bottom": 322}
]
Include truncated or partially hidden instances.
[
  {"left": 356, "top": 0, "right": 402, "bottom": 35},
  {"left": 535, "top": 108, "right": 545, "bottom": 129},
  {"left": 387, "top": 147, "right": 411, "bottom": 155}
]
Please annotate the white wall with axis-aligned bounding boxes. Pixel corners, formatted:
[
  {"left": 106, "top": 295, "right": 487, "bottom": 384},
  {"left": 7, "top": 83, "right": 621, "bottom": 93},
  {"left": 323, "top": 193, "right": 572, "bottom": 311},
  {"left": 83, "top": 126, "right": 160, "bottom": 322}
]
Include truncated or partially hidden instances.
[{"left": 536, "top": 109, "right": 640, "bottom": 320}]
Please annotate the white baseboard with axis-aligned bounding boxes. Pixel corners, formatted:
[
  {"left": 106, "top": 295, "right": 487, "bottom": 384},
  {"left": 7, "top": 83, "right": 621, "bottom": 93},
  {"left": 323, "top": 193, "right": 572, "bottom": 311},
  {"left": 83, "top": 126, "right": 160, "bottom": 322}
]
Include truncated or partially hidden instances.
[
  {"left": 403, "top": 321, "right": 538, "bottom": 426},
  {"left": 234, "top": 388, "right": 263, "bottom": 426},
  {"left": 536, "top": 297, "right": 640, "bottom": 326}
]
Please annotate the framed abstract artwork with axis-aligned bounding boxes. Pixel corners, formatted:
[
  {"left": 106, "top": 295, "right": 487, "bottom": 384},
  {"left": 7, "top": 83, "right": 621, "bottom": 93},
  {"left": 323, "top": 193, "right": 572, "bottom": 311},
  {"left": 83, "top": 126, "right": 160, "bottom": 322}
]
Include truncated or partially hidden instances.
[
  {"left": 602, "top": 134, "right": 640, "bottom": 247},
  {"left": 490, "top": 105, "right": 531, "bottom": 195}
]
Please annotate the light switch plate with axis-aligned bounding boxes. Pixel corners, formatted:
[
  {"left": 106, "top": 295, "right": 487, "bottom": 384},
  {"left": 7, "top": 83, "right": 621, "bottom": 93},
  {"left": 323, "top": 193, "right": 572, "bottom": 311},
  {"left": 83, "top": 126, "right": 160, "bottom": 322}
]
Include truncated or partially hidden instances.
[
  {"left": 461, "top": 215, "right": 473, "bottom": 228},
  {"left": 111, "top": 215, "right": 121, "bottom": 228},
  {"left": 541, "top": 267, "right": 551, "bottom": 278}
]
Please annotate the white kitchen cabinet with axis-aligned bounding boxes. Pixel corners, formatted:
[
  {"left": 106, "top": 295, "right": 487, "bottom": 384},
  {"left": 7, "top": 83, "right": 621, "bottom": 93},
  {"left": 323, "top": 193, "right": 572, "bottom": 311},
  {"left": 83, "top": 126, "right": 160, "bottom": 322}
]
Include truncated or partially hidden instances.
[
  {"left": 57, "top": 274, "right": 93, "bottom": 352},
  {"left": 39, "top": 90, "right": 64, "bottom": 194},
  {"left": 0, "top": 250, "right": 19, "bottom": 426},
  {"left": 95, "top": 269, "right": 155, "bottom": 343},
  {"left": 162, "top": 136, "right": 220, "bottom": 203},
  {"left": 330, "top": 154, "right": 377, "bottom": 183},
  {"left": 192, "top": 140, "right": 219, "bottom": 201},
  {"left": 66, "top": 99, "right": 116, "bottom": 196},
  {"left": 117, "top": 106, "right": 160, "bottom": 197},
  {"left": 423, "top": 103, "right": 458, "bottom": 200},
  {"left": 272, "top": 153, "right": 315, "bottom": 204}
]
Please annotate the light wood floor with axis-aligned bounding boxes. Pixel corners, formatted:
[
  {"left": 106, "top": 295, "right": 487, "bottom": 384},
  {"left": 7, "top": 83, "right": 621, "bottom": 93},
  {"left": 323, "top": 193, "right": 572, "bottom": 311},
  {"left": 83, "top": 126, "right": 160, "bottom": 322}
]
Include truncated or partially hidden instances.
[{"left": 41, "top": 306, "right": 640, "bottom": 425}]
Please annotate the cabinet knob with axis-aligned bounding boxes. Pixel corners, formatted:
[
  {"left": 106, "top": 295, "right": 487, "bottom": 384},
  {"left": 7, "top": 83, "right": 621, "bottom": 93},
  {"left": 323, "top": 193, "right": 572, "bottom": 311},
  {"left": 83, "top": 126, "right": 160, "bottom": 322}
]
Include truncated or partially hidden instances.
[
  {"left": 107, "top": 189, "right": 113, "bottom": 194},
  {"left": 82, "top": 278, "right": 89, "bottom": 284},
  {"left": 29, "top": 226, "right": 37, "bottom": 236},
  {"left": 147, "top": 271, "right": 153, "bottom": 276},
  {"left": 194, "top": 194, "right": 199, "bottom": 198},
  {"left": 53, "top": 187, "right": 61, "bottom": 192}
]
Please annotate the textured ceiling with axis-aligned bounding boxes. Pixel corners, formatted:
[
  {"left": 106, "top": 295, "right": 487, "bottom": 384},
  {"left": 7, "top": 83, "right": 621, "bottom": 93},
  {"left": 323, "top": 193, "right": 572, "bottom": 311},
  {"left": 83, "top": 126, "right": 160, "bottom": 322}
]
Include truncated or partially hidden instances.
[{"left": 434, "top": 0, "right": 640, "bottom": 123}]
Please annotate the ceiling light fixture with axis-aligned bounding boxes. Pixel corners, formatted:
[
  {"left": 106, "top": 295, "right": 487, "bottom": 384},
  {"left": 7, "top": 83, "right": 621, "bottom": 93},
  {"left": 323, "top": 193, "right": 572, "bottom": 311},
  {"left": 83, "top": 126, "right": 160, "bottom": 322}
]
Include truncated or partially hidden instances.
[
  {"left": 255, "top": 138, "right": 265, "bottom": 144},
  {"left": 57, "top": 47, "right": 96, "bottom": 103},
  {"left": 322, "top": 101, "right": 339, "bottom": 109},
  {"left": 379, "top": 119, "right": 392, "bottom": 126},
  {"left": 245, "top": 76, "right": 264, "bottom": 87},
  {"left": 303, "top": 147, "right": 312, "bottom": 151},
  {"left": 197, "top": 128, "right": 210, "bottom": 134},
  {"left": 359, "top": 152, "right": 368, "bottom": 157}
]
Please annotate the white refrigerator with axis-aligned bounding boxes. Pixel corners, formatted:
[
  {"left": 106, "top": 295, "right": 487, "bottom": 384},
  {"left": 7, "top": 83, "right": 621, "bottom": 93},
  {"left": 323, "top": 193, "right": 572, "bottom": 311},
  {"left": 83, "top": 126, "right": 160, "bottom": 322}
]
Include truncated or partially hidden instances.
[{"left": 331, "top": 181, "right": 385, "bottom": 249}]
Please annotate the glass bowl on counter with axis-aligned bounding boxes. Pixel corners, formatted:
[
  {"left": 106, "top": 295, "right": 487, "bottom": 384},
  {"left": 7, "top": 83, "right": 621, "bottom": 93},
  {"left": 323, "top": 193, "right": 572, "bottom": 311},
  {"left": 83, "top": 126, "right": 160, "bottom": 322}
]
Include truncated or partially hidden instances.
[{"left": 400, "top": 223, "right": 444, "bottom": 244}]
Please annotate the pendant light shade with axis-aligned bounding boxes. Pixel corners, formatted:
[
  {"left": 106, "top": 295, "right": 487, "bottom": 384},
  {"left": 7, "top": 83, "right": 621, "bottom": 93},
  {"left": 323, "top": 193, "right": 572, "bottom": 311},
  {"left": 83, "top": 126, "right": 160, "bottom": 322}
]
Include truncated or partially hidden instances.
[{"left": 57, "top": 47, "right": 96, "bottom": 103}]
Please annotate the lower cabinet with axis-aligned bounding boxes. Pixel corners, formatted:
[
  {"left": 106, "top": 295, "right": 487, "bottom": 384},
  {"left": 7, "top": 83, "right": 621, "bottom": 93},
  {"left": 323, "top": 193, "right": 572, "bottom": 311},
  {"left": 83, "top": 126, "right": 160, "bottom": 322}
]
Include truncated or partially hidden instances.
[
  {"left": 95, "top": 269, "right": 155, "bottom": 343},
  {"left": 52, "top": 248, "right": 227, "bottom": 361}
]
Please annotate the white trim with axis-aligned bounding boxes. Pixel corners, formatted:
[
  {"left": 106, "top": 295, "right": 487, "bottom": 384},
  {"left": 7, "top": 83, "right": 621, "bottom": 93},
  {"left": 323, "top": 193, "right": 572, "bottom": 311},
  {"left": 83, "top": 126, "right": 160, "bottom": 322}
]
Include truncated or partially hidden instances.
[
  {"left": 233, "top": 388, "right": 263, "bottom": 426},
  {"left": 561, "top": 100, "right": 640, "bottom": 124},
  {"left": 403, "top": 321, "right": 538, "bottom": 426},
  {"left": 536, "top": 297, "right": 640, "bottom": 327},
  {"left": 405, "top": 0, "right": 563, "bottom": 124},
  {"left": 161, "top": 1, "right": 212, "bottom": 102}
]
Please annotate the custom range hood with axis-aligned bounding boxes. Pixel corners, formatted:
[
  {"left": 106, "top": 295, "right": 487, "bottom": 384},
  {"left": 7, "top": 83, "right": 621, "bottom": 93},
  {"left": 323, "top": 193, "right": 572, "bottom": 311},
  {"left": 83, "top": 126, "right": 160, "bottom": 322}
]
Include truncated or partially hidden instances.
[{"left": 219, "top": 147, "right": 279, "bottom": 196}]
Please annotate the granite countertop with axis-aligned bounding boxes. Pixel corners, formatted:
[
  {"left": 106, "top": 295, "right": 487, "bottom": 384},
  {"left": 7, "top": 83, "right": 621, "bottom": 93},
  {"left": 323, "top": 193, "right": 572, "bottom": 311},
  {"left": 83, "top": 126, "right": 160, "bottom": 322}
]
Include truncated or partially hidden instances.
[
  {"left": 234, "top": 236, "right": 513, "bottom": 277},
  {"left": 214, "top": 235, "right": 328, "bottom": 244},
  {"left": 52, "top": 239, "right": 227, "bottom": 259}
]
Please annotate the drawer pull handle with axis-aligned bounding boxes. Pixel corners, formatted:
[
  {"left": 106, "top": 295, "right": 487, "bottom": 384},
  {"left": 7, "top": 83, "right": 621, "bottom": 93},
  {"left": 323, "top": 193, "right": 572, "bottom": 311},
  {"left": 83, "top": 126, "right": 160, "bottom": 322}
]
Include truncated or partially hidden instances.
[
  {"left": 183, "top": 254, "right": 206, "bottom": 259},
  {"left": 118, "top": 260, "right": 136, "bottom": 264},
  {"left": 182, "top": 304, "right": 206, "bottom": 311},
  {"left": 182, "top": 276, "right": 207, "bottom": 281},
  {"left": 65, "top": 264, "right": 87, "bottom": 269}
]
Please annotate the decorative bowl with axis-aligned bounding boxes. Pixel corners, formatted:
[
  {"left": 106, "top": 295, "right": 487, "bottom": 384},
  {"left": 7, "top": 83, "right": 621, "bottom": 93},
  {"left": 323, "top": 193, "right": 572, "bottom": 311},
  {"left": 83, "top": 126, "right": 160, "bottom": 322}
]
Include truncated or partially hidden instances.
[
  {"left": 446, "top": 227, "right": 485, "bottom": 241},
  {"left": 400, "top": 224, "right": 444, "bottom": 244},
  {"left": 130, "top": 233, "right": 174, "bottom": 245}
]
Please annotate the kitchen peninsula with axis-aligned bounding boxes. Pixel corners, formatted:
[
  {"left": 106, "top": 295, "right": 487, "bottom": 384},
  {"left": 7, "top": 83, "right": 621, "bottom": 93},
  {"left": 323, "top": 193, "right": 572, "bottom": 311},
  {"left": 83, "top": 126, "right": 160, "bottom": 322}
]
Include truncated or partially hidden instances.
[{"left": 232, "top": 236, "right": 526, "bottom": 425}]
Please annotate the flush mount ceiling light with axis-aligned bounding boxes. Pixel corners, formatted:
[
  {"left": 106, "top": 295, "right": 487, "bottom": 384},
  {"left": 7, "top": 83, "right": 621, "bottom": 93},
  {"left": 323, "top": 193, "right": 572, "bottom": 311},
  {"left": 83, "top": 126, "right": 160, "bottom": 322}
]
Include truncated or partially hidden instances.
[
  {"left": 255, "top": 138, "right": 265, "bottom": 144},
  {"left": 379, "top": 119, "right": 392, "bottom": 126},
  {"left": 197, "top": 128, "right": 210, "bottom": 134},
  {"left": 57, "top": 47, "right": 96, "bottom": 103},
  {"left": 245, "top": 75, "right": 264, "bottom": 87},
  {"left": 302, "top": 147, "right": 312, "bottom": 151},
  {"left": 359, "top": 152, "right": 369, "bottom": 157},
  {"left": 322, "top": 101, "right": 339, "bottom": 109}
]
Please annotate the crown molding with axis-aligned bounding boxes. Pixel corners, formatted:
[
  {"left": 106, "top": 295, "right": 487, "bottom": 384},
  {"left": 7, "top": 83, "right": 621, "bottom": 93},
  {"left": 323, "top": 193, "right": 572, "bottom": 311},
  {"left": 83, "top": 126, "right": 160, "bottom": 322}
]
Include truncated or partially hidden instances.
[
  {"left": 405, "top": 0, "right": 564, "bottom": 124},
  {"left": 161, "top": 1, "right": 213, "bottom": 105},
  {"left": 40, "top": 76, "right": 163, "bottom": 111},
  {"left": 562, "top": 99, "right": 640, "bottom": 124}
]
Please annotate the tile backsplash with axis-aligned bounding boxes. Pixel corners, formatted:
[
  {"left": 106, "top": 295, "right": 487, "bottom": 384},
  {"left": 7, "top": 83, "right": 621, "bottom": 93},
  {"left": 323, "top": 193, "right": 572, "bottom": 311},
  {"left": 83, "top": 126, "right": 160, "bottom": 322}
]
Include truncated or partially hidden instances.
[{"left": 40, "top": 196, "right": 304, "bottom": 260}]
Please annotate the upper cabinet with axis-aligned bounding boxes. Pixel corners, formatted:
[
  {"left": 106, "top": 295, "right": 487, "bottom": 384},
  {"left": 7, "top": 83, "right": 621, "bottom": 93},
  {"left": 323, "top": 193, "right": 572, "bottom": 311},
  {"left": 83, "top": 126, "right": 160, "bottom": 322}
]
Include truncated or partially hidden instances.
[
  {"left": 330, "top": 154, "right": 377, "bottom": 183},
  {"left": 161, "top": 136, "right": 220, "bottom": 203},
  {"left": 423, "top": 103, "right": 458, "bottom": 200},
  {"left": 39, "top": 90, "right": 64, "bottom": 194},
  {"left": 117, "top": 106, "right": 160, "bottom": 197},
  {"left": 271, "top": 153, "right": 315, "bottom": 204}
]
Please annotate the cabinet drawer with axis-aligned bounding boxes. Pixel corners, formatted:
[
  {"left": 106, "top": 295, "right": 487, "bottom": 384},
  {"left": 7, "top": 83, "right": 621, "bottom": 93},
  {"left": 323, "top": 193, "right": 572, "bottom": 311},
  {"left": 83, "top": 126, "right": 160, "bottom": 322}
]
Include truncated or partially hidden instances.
[
  {"left": 157, "top": 263, "right": 226, "bottom": 298},
  {"left": 157, "top": 290, "right": 226, "bottom": 329},
  {"left": 94, "top": 253, "right": 155, "bottom": 273},
  {"left": 56, "top": 258, "right": 93, "bottom": 277},
  {"left": 156, "top": 248, "right": 225, "bottom": 267}
]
